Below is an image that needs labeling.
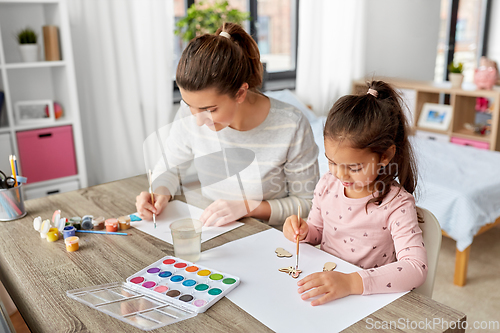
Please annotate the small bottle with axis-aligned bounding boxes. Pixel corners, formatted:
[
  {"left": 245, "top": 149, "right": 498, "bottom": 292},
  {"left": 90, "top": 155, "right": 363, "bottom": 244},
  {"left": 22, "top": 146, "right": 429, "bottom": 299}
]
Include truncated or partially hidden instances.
[
  {"left": 70, "top": 217, "right": 82, "bottom": 230},
  {"left": 47, "top": 228, "right": 59, "bottom": 242},
  {"left": 65, "top": 236, "right": 80, "bottom": 252},
  {"left": 105, "top": 218, "right": 119, "bottom": 232},
  {"left": 63, "top": 226, "right": 76, "bottom": 239},
  {"left": 81, "top": 215, "right": 93, "bottom": 230},
  {"left": 117, "top": 216, "right": 131, "bottom": 230},
  {"left": 92, "top": 216, "right": 105, "bottom": 230}
]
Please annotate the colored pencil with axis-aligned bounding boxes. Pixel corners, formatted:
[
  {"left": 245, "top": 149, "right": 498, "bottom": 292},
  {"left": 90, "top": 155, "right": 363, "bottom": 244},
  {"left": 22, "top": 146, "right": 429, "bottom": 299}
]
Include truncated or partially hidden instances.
[
  {"left": 76, "top": 230, "right": 128, "bottom": 236},
  {"left": 13, "top": 155, "right": 18, "bottom": 177},
  {"left": 9, "top": 155, "right": 18, "bottom": 187}
]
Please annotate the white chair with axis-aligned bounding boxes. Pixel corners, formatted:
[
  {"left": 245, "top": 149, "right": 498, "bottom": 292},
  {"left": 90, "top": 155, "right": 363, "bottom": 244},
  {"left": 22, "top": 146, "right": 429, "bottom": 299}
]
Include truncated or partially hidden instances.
[{"left": 414, "top": 207, "right": 442, "bottom": 298}]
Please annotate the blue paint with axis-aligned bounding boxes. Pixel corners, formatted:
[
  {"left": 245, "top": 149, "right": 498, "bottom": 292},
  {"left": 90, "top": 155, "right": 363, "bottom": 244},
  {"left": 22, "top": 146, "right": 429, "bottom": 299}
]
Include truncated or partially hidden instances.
[
  {"left": 63, "top": 226, "right": 76, "bottom": 239},
  {"left": 182, "top": 279, "right": 196, "bottom": 287},
  {"left": 130, "top": 214, "right": 142, "bottom": 221},
  {"left": 159, "top": 271, "right": 172, "bottom": 278},
  {"left": 170, "top": 275, "right": 184, "bottom": 282}
]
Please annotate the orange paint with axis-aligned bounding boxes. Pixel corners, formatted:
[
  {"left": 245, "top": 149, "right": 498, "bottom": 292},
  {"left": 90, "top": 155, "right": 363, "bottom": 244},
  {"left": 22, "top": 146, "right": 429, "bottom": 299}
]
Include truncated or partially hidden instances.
[
  {"left": 65, "top": 236, "right": 79, "bottom": 252},
  {"left": 185, "top": 266, "right": 198, "bottom": 272},
  {"left": 105, "top": 218, "right": 118, "bottom": 232}
]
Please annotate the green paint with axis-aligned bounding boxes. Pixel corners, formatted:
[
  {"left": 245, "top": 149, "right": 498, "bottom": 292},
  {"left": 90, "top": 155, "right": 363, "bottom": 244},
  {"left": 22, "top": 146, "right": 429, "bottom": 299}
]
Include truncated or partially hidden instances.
[
  {"left": 209, "top": 273, "right": 223, "bottom": 281},
  {"left": 222, "top": 278, "right": 236, "bottom": 285},
  {"left": 208, "top": 288, "right": 222, "bottom": 296},
  {"left": 195, "top": 284, "right": 209, "bottom": 291}
]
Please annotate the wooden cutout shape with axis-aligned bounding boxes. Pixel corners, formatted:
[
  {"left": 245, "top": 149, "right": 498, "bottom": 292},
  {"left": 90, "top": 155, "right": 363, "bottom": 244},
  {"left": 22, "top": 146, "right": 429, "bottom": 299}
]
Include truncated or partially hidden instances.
[
  {"left": 323, "top": 262, "right": 337, "bottom": 272},
  {"left": 279, "top": 266, "right": 302, "bottom": 279},
  {"left": 275, "top": 247, "right": 292, "bottom": 258}
]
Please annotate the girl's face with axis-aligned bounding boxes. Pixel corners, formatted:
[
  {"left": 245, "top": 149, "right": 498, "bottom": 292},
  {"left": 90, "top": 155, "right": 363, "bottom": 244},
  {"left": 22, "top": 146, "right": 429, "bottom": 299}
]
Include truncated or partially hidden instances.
[
  {"left": 324, "top": 138, "right": 394, "bottom": 198},
  {"left": 179, "top": 86, "right": 247, "bottom": 132}
]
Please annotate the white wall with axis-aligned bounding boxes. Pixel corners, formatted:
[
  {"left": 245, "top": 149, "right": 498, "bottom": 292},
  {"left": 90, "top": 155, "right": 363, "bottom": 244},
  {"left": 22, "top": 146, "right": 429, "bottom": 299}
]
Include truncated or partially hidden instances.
[
  {"left": 362, "top": 0, "right": 441, "bottom": 80},
  {"left": 487, "top": 0, "right": 500, "bottom": 66}
]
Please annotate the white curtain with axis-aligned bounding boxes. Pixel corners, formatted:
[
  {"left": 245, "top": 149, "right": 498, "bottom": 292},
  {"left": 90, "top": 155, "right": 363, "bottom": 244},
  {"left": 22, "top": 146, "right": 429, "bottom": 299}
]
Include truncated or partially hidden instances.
[
  {"left": 68, "top": 0, "right": 174, "bottom": 186},
  {"left": 296, "top": 0, "right": 366, "bottom": 116}
]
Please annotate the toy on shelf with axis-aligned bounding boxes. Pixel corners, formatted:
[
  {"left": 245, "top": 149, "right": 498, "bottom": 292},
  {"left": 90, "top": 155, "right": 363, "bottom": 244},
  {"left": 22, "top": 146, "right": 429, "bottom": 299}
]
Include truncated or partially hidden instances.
[{"left": 474, "top": 57, "right": 498, "bottom": 90}]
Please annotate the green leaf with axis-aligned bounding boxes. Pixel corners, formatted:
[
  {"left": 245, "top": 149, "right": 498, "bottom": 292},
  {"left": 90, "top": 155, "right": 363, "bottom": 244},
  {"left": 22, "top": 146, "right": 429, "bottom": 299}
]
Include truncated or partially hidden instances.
[
  {"left": 15, "top": 27, "right": 37, "bottom": 44},
  {"left": 174, "top": 0, "right": 250, "bottom": 42}
]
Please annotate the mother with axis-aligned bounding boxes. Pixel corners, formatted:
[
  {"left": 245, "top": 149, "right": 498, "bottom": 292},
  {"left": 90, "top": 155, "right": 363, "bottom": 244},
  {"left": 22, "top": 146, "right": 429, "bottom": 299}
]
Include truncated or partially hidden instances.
[{"left": 136, "top": 23, "right": 319, "bottom": 227}]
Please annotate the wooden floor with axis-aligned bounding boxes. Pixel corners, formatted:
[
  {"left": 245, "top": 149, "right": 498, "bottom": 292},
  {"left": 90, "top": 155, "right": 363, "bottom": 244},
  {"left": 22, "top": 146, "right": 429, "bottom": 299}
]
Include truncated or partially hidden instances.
[{"left": 9, "top": 311, "right": 30, "bottom": 333}]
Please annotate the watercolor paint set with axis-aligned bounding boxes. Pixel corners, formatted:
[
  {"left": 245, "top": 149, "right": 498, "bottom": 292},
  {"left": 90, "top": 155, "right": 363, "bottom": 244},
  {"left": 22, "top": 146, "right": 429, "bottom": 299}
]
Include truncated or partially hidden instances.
[{"left": 67, "top": 255, "right": 240, "bottom": 330}]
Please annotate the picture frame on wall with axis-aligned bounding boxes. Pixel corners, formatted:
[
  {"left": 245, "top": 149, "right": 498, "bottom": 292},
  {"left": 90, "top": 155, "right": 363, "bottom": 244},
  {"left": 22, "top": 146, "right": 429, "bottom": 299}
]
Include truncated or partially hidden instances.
[
  {"left": 14, "top": 100, "right": 55, "bottom": 125},
  {"left": 418, "top": 103, "right": 453, "bottom": 131}
]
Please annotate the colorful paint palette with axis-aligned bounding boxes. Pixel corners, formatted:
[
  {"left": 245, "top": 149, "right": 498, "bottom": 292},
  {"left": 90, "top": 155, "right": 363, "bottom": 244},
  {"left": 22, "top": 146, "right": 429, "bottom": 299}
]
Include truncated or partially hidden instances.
[
  {"left": 66, "top": 256, "right": 240, "bottom": 331},
  {"left": 126, "top": 256, "right": 240, "bottom": 314}
]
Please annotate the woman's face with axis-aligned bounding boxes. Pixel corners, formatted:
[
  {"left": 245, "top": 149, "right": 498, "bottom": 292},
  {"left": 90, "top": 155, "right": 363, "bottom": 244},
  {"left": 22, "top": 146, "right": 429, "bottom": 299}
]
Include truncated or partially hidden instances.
[{"left": 179, "top": 87, "right": 246, "bottom": 131}]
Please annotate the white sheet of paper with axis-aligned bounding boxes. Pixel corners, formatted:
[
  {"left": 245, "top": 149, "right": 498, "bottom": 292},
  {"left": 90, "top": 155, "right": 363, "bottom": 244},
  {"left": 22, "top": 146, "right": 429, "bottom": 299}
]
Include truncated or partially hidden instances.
[
  {"left": 132, "top": 200, "right": 243, "bottom": 244},
  {"left": 197, "top": 228, "right": 408, "bottom": 332}
]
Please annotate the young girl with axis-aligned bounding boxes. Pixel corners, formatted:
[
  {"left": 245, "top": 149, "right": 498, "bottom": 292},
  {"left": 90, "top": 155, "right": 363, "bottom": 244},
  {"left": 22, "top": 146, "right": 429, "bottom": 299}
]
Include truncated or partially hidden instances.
[
  {"left": 283, "top": 80, "right": 427, "bottom": 306},
  {"left": 136, "top": 22, "right": 319, "bottom": 227}
]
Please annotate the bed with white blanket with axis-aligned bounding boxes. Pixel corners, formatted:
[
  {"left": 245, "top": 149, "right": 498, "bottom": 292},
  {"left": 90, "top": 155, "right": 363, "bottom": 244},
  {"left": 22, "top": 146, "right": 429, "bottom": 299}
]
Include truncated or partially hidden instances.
[{"left": 266, "top": 89, "right": 500, "bottom": 286}]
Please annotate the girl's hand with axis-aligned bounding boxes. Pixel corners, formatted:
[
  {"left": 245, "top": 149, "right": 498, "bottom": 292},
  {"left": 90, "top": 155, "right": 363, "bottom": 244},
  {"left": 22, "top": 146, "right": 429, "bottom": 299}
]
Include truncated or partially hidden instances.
[
  {"left": 135, "top": 191, "right": 170, "bottom": 220},
  {"left": 200, "top": 199, "right": 247, "bottom": 227},
  {"left": 283, "top": 214, "right": 309, "bottom": 242},
  {"left": 297, "top": 272, "right": 363, "bottom": 306}
]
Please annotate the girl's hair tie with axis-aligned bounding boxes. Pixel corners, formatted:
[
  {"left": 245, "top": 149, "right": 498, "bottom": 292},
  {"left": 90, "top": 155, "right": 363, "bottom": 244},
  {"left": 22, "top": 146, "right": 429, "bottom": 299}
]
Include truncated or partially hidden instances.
[
  {"left": 367, "top": 88, "right": 378, "bottom": 98},
  {"left": 219, "top": 31, "right": 231, "bottom": 39}
]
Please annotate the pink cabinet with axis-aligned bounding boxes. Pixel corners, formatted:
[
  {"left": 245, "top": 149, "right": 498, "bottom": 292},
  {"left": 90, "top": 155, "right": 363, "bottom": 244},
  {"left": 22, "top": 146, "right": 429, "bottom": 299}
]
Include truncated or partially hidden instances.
[
  {"left": 450, "top": 136, "right": 490, "bottom": 150},
  {"left": 16, "top": 125, "right": 77, "bottom": 183}
]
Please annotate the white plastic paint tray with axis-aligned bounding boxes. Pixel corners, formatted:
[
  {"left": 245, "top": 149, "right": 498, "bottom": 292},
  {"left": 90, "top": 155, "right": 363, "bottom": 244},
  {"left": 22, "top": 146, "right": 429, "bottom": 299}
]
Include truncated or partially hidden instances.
[{"left": 67, "top": 255, "right": 240, "bottom": 330}]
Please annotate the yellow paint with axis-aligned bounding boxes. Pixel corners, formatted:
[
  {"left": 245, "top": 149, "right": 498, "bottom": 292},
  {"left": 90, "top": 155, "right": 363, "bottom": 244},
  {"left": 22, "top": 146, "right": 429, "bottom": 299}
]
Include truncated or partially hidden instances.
[
  {"left": 197, "top": 269, "right": 211, "bottom": 276},
  {"left": 46, "top": 231, "right": 59, "bottom": 242}
]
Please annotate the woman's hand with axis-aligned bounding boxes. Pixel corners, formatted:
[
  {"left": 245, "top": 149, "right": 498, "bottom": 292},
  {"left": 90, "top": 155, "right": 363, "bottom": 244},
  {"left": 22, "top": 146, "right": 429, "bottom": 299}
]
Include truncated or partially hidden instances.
[
  {"left": 135, "top": 191, "right": 170, "bottom": 220},
  {"left": 283, "top": 214, "right": 309, "bottom": 242},
  {"left": 297, "top": 272, "right": 363, "bottom": 306},
  {"left": 200, "top": 199, "right": 248, "bottom": 227}
]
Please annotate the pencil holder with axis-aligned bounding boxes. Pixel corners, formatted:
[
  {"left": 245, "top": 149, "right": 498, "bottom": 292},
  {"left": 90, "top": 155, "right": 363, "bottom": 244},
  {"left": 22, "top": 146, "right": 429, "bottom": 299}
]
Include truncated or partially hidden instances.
[{"left": 0, "top": 184, "right": 27, "bottom": 221}]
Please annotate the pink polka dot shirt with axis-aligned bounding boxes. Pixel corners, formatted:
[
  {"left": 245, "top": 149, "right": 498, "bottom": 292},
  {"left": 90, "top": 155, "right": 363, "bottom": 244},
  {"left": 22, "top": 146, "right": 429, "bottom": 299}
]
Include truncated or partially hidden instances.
[{"left": 304, "top": 172, "right": 428, "bottom": 295}]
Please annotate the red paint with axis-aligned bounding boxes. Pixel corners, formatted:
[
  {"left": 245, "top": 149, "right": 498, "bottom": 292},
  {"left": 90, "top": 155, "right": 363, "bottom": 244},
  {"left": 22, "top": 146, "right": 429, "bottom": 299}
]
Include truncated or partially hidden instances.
[
  {"left": 174, "top": 263, "right": 188, "bottom": 268},
  {"left": 163, "top": 259, "right": 176, "bottom": 265},
  {"left": 130, "top": 276, "right": 144, "bottom": 284}
]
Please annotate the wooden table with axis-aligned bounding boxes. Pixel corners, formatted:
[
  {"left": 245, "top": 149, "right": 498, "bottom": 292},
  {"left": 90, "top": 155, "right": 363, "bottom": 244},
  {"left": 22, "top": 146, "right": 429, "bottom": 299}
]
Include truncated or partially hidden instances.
[{"left": 0, "top": 175, "right": 466, "bottom": 332}]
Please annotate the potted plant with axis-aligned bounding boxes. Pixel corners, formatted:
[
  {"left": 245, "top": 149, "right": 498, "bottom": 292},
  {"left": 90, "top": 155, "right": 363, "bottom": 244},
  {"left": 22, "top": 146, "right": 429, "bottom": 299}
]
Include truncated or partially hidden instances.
[
  {"left": 175, "top": 1, "right": 250, "bottom": 42},
  {"left": 15, "top": 27, "right": 38, "bottom": 62},
  {"left": 448, "top": 62, "right": 464, "bottom": 89}
]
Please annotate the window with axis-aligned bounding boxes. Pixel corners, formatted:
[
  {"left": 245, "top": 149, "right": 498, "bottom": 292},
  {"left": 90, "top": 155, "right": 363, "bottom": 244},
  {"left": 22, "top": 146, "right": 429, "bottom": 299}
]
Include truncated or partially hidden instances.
[
  {"left": 434, "top": 0, "right": 491, "bottom": 83},
  {"left": 173, "top": 0, "right": 186, "bottom": 79},
  {"left": 174, "top": 0, "right": 298, "bottom": 85}
]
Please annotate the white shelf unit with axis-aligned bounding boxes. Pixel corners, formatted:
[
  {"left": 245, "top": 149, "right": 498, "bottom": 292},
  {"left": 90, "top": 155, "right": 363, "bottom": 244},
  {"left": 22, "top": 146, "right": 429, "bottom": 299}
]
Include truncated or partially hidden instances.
[{"left": 0, "top": 0, "right": 87, "bottom": 199}]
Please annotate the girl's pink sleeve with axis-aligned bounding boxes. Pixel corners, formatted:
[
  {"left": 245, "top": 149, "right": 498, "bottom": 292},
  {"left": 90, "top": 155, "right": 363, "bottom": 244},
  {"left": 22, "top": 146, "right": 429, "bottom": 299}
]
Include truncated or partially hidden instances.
[
  {"left": 357, "top": 194, "right": 428, "bottom": 295},
  {"left": 303, "top": 174, "right": 328, "bottom": 246}
]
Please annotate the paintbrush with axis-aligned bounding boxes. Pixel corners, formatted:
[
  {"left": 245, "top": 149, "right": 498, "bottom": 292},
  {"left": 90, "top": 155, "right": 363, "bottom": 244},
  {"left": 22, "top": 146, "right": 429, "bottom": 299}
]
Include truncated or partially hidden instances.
[
  {"left": 148, "top": 169, "right": 156, "bottom": 229},
  {"left": 296, "top": 205, "right": 301, "bottom": 270}
]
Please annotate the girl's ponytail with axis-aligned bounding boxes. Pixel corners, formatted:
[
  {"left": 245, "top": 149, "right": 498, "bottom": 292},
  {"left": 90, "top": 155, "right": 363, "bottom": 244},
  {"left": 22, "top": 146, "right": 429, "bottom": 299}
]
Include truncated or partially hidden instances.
[{"left": 324, "top": 80, "right": 418, "bottom": 209}]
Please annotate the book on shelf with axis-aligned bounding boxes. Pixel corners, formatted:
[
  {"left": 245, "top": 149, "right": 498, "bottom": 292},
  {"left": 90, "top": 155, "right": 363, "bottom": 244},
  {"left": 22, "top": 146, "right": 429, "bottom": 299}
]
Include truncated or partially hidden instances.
[{"left": 43, "top": 25, "right": 61, "bottom": 61}]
